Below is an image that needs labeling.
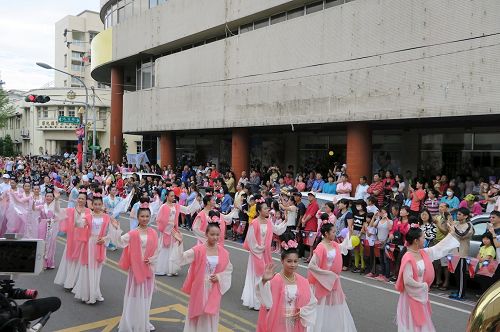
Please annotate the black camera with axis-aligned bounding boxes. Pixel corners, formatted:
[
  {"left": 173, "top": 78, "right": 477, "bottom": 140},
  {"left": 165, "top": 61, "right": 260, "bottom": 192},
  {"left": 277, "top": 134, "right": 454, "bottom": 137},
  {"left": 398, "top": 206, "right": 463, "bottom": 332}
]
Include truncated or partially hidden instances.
[{"left": 0, "top": 239, "right": 61, "bottom": 332}]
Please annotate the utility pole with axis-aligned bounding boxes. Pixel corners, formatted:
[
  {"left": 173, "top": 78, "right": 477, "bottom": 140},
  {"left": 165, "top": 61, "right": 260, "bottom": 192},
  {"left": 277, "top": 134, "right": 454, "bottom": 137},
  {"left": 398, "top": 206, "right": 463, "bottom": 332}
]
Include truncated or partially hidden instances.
[{"left": 91, "top": 87, "right": 96, "bottom": 160}]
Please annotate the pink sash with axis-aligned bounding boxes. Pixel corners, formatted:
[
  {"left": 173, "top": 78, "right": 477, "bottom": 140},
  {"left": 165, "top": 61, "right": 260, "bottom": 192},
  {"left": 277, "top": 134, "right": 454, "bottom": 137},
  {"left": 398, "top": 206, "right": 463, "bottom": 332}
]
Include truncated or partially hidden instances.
[
  {"left": 61, "top": 208, "right": 91, "bottom": 261},
  {"left": 307, "top": 241, "right": 343, "bottom": 300},
  {"left": 80, "top": 214, "right": 110, "bottom": 265},
  {"left": 243, "top": 219, "right": 273, "bottom": 277},
  {"left": 395, "top": 250, "right": 434, "bottom": 327},
  {"left": 197, "top": 210, "right": 208, "bottom": 233},
  {"left": 157, "top": 203, "right": 180, "bottom": 247},
  {"left": 181, "top": 244, "right": 230, "bottom": 319},
  {"left": 257, "top": 273, "right": 311, "bottom": 332},
  {"left": 119, "top": 228, "right": 158, "bottom": 284}
]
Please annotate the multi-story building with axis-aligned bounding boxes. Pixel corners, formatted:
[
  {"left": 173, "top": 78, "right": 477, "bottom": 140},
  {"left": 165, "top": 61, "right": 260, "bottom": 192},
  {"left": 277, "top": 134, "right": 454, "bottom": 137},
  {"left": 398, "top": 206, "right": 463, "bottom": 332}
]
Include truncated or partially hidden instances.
[
  {"left": 0, "top": 10, "right": 142, "bottom": 158},
  {"left": 91, "top": 0, "right": 500, "bottom": 184}
]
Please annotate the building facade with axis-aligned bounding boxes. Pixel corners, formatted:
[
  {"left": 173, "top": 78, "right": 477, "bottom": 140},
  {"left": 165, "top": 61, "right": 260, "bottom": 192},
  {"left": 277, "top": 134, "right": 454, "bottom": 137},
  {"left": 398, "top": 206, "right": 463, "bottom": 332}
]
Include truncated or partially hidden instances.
[{"left": 91, "top": 0, "right": 500, "bottom": 183}]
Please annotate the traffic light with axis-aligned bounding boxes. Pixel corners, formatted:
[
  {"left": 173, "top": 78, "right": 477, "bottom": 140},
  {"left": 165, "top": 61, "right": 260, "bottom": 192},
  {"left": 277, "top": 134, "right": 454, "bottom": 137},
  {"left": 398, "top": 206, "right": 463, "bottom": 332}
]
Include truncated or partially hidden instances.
[{"left": 25, "top": 95, "right": 50, "bottom": 103}]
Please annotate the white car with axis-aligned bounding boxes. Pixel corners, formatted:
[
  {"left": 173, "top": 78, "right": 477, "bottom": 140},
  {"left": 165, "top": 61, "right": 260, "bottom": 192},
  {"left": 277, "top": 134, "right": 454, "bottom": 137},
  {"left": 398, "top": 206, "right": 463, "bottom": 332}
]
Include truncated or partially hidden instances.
[{"left": 121, "top": 172, "right": 163, "bottom": 182}]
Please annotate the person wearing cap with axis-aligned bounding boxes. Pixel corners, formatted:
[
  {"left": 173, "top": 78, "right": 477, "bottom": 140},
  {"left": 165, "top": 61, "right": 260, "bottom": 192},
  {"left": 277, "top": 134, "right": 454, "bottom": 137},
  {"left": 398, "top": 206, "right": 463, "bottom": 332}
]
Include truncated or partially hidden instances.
[
  {"left": 0, "top": 174, "right": 11, "bottom": 194},
  {"left": 459, "top": 194, "right": 483, "bottom": 217}
]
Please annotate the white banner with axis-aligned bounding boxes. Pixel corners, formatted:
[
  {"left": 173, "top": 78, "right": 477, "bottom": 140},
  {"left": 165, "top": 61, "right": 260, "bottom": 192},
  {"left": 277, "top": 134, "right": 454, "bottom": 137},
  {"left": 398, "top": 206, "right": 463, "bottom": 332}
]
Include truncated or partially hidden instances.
[{"left": 126, "top": 152, "right": 150, "bottom": 169}]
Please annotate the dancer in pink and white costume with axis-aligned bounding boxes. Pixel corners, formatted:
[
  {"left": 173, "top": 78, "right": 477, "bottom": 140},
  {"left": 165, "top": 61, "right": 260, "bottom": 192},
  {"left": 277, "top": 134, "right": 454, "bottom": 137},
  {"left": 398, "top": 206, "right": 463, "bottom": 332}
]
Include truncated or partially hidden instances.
[
  {"left": 395, "top": 223, "right": 459, "bottom": 332},
  {"left": 55, "top": 189, "right": 91, "bottom": 289},
  {"left": 72, "top": 189, "right": 115, "bottom": 304},
  {"left": 256, "top": 237, "right": 317, "bottom": 332},
  {"left": 241, "top": 195, "right": 287, "bottom": 310},
  {"left": 110, "top": 202, "right": 159, "bottom": 332},
  {"left": 181, "top": 222, "right": 232, "bottom": 332},
  {"left": 308, "top": 223, "right": 357, "bottom": 332},
  {"left": 34, "top": 187, "right": 61, "bottom": 269},
  {"left": 155, "top": 189, "right": 199, "bottom": 276}
]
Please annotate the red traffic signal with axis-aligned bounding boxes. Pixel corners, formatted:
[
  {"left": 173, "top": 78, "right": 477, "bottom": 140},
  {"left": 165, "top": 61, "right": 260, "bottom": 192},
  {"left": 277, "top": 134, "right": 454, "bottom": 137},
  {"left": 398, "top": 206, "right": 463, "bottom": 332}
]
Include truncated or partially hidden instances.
[{"left": 25, "top": 95, "right": 50, "bottom": 103}]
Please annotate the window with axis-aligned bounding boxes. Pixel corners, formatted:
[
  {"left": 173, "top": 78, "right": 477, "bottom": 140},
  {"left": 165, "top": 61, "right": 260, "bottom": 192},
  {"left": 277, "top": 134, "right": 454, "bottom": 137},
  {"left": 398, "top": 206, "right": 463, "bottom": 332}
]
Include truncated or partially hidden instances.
[
  {"left": 240, "top": 23, "right": 253, "bottom": 34},
  {"left": 58, "top": 110, "right": 65, "bottom": 117},
  {"left": 254, "top": 18, "right": 269, "bottom": 30},
  {"left": 271, "top": 12, "right": 286, "bottom": 25},
  {"left": 72, "top": 31, "right": 85, "bottom": 45},
  {"left": 63, "top": 80, "right": 67, "bottom": 87},
  {"left": 71, "top": 63, "right": 82, "bottom": 72},
  {"left": 136, "top": 58, "right": 155, "bottom": 90},
  {"left": 72, "top": 51, "right": 83, "bottom": 60},
  {"left": 287, "top": 7, "right": 305, "bottom": 19},
  {"left": 149, "top": 0, "right": 158, "bottom": 8},
  {"left": 136, "top": 141, "right": 143, "bottom": 153},
  {"left": 64, "top": 54, "right": 67, "bottom": 67},
  {"left": 98, "top": 108, "right": 107, "bottom": 120},
  {"left": 37, "top": 107, "right": 41, "bottom": 118},
  {"left": 306, "top": 1, "right": 323, "bottom": 14},
  {"left": 68, "top": 109, "right": 75, "bottom": 117},
  {"left": 71, "top": 77, "right": 84, "bottom": 87},
  {"left": 43, "top": 110, "right": 48, "bottom": 118},
  {"left": 89, "top": 32, "right": 98, "bottom": 43},
  {"left": 325, "top": 0, "right": 343, "bottom": 8}
]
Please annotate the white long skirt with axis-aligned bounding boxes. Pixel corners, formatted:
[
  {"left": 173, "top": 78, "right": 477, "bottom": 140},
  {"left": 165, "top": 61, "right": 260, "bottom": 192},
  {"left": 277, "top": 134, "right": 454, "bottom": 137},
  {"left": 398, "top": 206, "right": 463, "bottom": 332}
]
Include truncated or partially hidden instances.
[
  {"left": 312, "top": 291, "right": 357, "bottom": 332},
  {"left": 241, "top": 256, "right": 261, "bottom": 310},
  {"left": 118, "top": 272, "right": 155, "bottom": 332},
  {"left": 54, "top": 246, "right": 82, "bottom": 289},
  {"left": 72, "top": 235, "right": 105, "bottom": 304},
  {"left": 155, "top": 234, "right": 183, "bottom": 275},
  {"left": 183, "top": 278, "right": 219, "bottom": 332},
  {"left": 396, "top": 291, "right": 435, "bottom": 332}
]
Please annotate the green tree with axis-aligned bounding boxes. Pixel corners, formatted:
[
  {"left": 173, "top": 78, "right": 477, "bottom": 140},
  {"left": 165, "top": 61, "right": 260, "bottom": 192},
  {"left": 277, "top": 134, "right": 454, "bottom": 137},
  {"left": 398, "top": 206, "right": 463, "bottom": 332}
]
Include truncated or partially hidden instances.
[
  {"left": 3, "top": 134, "right": 14, "bottom": 157},
  {"left": 0, "top": 88, "right": 15, "bottom": 129},
  {"left": 0, "top": 138, "right": 4, "bottom": 156},
  {"left": 122, "top": 140, "right": 128, "bottom": 157}
]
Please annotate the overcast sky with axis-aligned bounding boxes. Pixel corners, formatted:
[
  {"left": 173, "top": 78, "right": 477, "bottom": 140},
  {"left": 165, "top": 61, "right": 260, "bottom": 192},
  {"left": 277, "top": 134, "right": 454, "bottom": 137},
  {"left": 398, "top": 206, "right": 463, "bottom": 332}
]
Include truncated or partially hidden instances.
[{"left": 0, "top": 0, "right": 100, "bottom": 91}]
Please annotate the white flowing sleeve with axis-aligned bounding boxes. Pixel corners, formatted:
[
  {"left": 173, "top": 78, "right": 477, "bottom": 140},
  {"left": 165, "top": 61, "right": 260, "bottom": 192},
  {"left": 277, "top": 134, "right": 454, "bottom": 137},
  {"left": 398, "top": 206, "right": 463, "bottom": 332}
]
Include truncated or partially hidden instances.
[
  {"left": 403, "top": 264, "right": 428, "bottom": 304},
  {"left": 307, "top": 253, "right": 338, "bottom": 291},
  {"left": 339, "top": 232, "right": 352, "bottom": 255},
  {"left": 180, "top": 248, "right": 195, "bottom": 266},
  {"left": 424, "top": 233, "right": 460, "bottom": 261},
  {"left": 109, "top": 229, "right": 129, "bottom": 249},
  {"left": 248, "top": 225, "right": 264, "bottom": 256},
  {"left": 272, "top": 221, "right": 287, "bottom": 236},
  {"left": 186, "top": 200, "right": 202, "bottom": 215},
  {"left": 255, "top": 280, "right": 273, "bottom": 309},
  {"left": 179, "top": 205, "right": 190, "bottom": 214},
  {"left": 221, "top": 210, "right": 239, "bottom": 224},
  {"left": 192, "top": 217, "right": 207, "bottom": 243},
  {"left": 217, "top": 262, "right": 233, "bottom": 295},
  {"left": 299, "top": 287, "right": 318, "bottom": 328}
]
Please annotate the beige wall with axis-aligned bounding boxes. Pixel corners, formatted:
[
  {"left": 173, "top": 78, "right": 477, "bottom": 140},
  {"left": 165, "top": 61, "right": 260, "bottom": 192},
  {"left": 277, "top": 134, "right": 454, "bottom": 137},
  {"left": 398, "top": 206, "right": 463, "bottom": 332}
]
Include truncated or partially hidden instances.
[{"left": 120, "top": 0, "right": 500, "bottom": 133}]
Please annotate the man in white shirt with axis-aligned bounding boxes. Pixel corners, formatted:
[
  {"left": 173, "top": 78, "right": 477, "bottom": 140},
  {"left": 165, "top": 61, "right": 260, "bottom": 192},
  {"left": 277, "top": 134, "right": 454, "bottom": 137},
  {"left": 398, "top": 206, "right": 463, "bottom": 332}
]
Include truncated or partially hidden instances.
[
  {"left": 354, "top": 175, "right": 369, "bottom": 200},
  {"left": 0, "top": 174, "right": 11, "bottom": 194},
  {"left": 5, "top": 158, "right": 13, "bottom": 175}
]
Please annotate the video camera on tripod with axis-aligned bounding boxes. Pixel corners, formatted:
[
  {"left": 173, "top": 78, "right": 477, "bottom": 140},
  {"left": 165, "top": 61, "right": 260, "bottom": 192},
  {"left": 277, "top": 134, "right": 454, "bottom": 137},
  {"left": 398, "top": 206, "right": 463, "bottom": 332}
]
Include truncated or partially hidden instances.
[{"left": 0, "top": 238, "right": 61, "bottom": 332}]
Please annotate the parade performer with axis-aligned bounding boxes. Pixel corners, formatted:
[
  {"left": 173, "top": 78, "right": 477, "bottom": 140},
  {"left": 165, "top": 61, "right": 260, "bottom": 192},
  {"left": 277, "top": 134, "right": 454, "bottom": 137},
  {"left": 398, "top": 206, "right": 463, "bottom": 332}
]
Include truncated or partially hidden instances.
[
  {"left": 256, "top": 236, "right": 317, "bottom": 332},
  {"left": 34, "top": 187, "right": 61, "bottom": 269},
  {"left": 395, "top": 223, "right": 460, "bottom": 332},
  {"left": 103, "top": 185, "right": 122, "bottom": 251},
  {"left": 54, "top": 189, "right": 91, "bottom": 289},
  {"left": 241, "top": 195, "right": 287, "bottom": 310},
  {"left": 308, "top": 223, "right": 357, "bottom": 332},
  {"left": 192, "top": 195, "right": 236, "bottom": 246},
  {"left": 110, "top": 202, "right": 159, "bottom": 332},
  {"left": 181, "top": 222, "right": 233, "bottom": 332},
  {"left": 155, "top": 189, "right": 198, "bottom": 276},
  {"left": 72, "top": 189, "right": 115, "bottom": 304},
  {"left": 5, "top": 178, "right": 32, "bottom": 236}
]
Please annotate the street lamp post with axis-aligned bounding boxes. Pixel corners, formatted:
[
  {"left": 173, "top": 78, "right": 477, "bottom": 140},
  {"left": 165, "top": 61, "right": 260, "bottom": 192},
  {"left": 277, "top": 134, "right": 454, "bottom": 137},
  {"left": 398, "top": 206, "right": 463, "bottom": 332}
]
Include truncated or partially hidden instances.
[{"left": 36, "top": 62, "right": 89, "bottom": 167}]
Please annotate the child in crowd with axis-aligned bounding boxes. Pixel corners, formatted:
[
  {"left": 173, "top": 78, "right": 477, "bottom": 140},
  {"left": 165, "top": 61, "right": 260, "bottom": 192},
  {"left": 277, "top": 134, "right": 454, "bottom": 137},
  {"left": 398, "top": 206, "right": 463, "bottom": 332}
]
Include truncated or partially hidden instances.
[{"left": 365, "top": 212, "right": 378, "bottom": 278}]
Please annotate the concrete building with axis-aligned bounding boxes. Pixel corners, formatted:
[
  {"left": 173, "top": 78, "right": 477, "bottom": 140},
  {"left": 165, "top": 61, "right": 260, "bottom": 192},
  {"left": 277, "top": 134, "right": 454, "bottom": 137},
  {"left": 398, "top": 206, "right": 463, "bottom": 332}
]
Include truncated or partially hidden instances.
[{"left": 91, "top": 0, "right": 500, "bottom": 184}]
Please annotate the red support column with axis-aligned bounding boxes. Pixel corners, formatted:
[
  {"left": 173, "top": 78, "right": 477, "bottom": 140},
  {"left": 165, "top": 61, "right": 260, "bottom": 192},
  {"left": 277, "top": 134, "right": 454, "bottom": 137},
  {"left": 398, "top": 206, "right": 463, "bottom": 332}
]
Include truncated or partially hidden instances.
[
  {"left": 346, "top": 122, "right": 372, "bottom": 190},
  {"left": 160, "top": 132, "right": 176, "bottom": 168},
  {"left": 232, "top": 128, "right": 249, "bottom": 181},
  {"left": 110, "top": 66, "right": 124, "bottom": 164}
]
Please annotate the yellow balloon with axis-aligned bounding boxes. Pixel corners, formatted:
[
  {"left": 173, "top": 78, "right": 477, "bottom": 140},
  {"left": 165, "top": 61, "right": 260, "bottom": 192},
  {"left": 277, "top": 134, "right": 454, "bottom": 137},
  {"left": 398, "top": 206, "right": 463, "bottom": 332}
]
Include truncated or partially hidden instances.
[{"left": 351, "top": 235, "right": 360, "bottom": 247}]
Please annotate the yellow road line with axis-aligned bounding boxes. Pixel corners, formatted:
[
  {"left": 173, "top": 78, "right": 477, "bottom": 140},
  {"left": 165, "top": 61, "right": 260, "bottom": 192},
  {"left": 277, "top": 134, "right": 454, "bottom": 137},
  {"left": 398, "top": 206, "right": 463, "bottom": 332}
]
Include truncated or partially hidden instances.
[{"left": 56, "top": 238, "right": 255, "bottom": 331}]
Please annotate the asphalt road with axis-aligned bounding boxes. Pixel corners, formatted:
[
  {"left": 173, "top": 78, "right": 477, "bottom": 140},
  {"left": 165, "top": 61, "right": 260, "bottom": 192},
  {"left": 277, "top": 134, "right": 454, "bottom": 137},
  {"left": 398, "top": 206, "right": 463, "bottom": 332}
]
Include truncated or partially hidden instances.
[{"left": 12, "top": 200, "right": 474, "bottom": 332}]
